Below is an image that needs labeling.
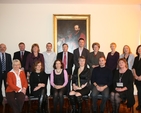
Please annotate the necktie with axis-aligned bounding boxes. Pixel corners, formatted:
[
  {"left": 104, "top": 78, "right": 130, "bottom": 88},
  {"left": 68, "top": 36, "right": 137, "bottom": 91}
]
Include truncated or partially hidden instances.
[
  {"left": 2, "top": 53, "right": 6, "bottom": 71},
  {"left": 21, "top": 51, "right": 24, "bottom": 61},
  {"left": 63, "top": 53, "right": 66, "bottom": 69}
]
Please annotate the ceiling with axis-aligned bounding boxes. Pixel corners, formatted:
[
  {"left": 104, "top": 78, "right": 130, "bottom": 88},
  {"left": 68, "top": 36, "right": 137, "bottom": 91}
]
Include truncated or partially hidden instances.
[{"left": 0, "top": 0, "right": 141, "bottom": 4}]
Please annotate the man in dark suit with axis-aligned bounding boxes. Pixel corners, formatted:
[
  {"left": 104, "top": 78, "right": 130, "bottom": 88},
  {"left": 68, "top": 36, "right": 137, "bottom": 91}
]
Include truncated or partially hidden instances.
[
  {"left": 0, "top": 43, "right": 12, "bottom": 104},
  {"left": 13, "top": 42, "right": 30, "bottom": 70},
  {"left": 57, "top": 43, "right": 74, "bottom": 95},
  {"left": 73, "top": 38, "right": 90, "bottom": 69}
]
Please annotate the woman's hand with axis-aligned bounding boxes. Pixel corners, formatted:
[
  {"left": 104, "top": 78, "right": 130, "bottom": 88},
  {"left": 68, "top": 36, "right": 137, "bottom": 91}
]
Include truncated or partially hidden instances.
[
  {"left": 137, "top": 76, "right": 141, "bottom": 81},
  {"left": 81, "top": 83, "right": 87, "bottom": 89},
  {"left": 38, "top": 83, "right": 45, "bottom": 87},
  {"left": 33, "top": 86, "right": 40, "bottom": 91},
  {"left": 115, "top": 87, "right": 127, "bottom": 92},
  {"left": 54, "top": 85, "right": 63, "bottom": 89},
  {"left": 21, "top": 88, "right": 26, "bottom": 94},
  {"left": 27, "top": 72, "right": 30, "bottom": 77}
]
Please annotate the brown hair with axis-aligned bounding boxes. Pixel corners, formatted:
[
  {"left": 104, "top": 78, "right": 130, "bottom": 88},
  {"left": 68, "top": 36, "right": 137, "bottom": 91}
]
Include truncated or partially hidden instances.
[
  {"left": 123, "top": 45, "right": 132, "bottom": 54},
  {"left": 136, "top": 45, "right": 141, "bottom": 56},
  {"left": 18, "top": 42, "right": 25, "bottom": 46},
  {"left": 92, "top": 42, "right": 100, "bottom": 49},
  {"left": 62, "top": 43, "right": 68, "bottom": 47},
  {"left": 53, "top": 59, "right": 64, "bottom": 69},
  {"left": 31, "top": 43, "right": 40, "bottom": 53},
  {"left": 32, "top": 60, "right": 44, "bottom": 72},
  {"left": 117, "top": 58, "right": 128, "bottom": 69}
]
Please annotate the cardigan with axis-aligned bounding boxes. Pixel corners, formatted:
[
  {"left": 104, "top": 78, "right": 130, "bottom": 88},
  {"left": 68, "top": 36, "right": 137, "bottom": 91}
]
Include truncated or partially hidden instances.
[{"left": 6, "top": 70, "right": 28, "bottom": 92}]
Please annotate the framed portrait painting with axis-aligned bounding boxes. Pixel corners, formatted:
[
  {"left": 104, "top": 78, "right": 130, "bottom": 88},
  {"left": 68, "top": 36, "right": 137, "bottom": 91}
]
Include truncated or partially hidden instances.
[{"left": 53, "top": 14, "right": 90, "bottom": 53}]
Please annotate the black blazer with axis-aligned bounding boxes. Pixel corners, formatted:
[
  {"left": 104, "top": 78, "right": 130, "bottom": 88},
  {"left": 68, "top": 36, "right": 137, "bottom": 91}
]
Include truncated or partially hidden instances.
[
  {"left": 73, "top": 48, "right": 90, "bottom": 68},
  {"left": 72, "top": 67, "right": 91, "bottom": 88},
  {"left": 0, "top": 53, "right": 12, "bottom": 74},
  {"left": 13, "top": 50, "right": 30, "bottom": 68},
  {"left": 57, "top": 52, "right": 73, "bottom": 75}
]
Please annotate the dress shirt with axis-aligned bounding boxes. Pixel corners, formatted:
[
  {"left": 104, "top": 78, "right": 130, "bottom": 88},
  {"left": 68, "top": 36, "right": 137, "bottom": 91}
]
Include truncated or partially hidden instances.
[{"left": 79, "top": 47, "right": 83, "bottom": 56}]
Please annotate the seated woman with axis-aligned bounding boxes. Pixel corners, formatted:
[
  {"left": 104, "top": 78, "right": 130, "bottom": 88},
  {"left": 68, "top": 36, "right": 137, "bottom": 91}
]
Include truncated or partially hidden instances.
[
  {"left": 69, "top": 56, "right": 90, "bottom": 113},
  {"left": 50, "top": 59, "right": 68, "bottom": 113},
  {"left": 6, "top": 59, "right": 28, "bottom": 113},
  {"left": 110, "top": 58, "right": 135, "bottom": 113},
  {"left": 30, "top": 61, "right": 47, "bottom": 113}
]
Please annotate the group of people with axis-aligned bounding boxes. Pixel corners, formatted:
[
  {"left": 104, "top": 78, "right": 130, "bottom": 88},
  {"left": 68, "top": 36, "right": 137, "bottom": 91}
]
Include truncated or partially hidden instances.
[{"left": 0, "top": 38, "right": 141, "bottom": 113}]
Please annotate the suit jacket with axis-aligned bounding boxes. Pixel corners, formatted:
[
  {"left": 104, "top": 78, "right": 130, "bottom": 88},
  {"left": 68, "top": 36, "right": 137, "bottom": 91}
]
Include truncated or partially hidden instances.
[
  {"left": 57, "top": 52, "right": 73, "bottom": 75},
  {"left": 13, "top": 50, "right": 30, "bottom": 68},
  {"left": 6, "top": 70, "right": 28, "bottom": 92},
  {"left": 73, "top": 48, "right": 90, "bottom": 68},
  {"left": 120, "top": 53, "right": 134, "bottom": 70},
  {"left": 0, "top": 53, "right": 12, "bottom": 75}
]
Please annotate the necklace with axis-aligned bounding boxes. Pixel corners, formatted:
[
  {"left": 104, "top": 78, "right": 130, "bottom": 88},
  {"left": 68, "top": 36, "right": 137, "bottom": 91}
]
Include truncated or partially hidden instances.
[{"left": 56, "top": 69, "right": 62, "bottom": 73}]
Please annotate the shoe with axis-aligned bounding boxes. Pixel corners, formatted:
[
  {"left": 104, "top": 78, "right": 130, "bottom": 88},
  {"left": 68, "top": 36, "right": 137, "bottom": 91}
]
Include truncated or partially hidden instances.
[
  {"left": 100, "top": 111, "right": 104, "bottom": 113},
  {"left": 136, "top": 106, "right": 141, "bottom": 110}
]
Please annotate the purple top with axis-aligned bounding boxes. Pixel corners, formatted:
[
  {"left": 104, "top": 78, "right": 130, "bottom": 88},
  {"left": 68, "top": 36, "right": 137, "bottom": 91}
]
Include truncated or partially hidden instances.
[
  {"left": 106, "top": 51, "right": 119, "bottom": 71},
  {"left": 25, "top": 53, "right": 44, "bottom": 72},
  {"left": 50, "top": 69, "right": 68, "bottom": 87}
]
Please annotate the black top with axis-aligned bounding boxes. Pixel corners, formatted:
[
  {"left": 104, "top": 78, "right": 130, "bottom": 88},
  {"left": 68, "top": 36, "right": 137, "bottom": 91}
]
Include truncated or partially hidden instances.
[
  {"left": 53, "top": 70, "right": 64, "bottom": 85},
  {"left": 106, "top": 51, "right": 119, "bottom": 71},
  {"left": 72, "top": 67, "right": 90, "bottom": 88},
  {"left": 132, "top": 56, "right": 141, "bottom": 85},
  {"left": 30, "top": 71, "right": 47, "bottom": 94},
  {"left": 91, "top": 66, "right": 112, "bottom": 86},
  {"left": 112, "top": 69, "right": 135, "bottom": 107}
]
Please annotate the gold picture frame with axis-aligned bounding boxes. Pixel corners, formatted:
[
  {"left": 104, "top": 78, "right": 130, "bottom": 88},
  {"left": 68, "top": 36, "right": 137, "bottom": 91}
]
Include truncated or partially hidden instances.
[{"left": 53, "top": 14, "right": 90, "bottom": 53}]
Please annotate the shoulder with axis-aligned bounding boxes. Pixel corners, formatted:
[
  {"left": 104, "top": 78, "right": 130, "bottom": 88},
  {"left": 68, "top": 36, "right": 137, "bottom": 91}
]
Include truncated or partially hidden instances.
[
  {"left": 14, "top": 51, "right": 20, "bottom": 54},
  {"left": 84, "top": 48, "right": 89, "bottom": 52},
  {"left": 129, "top": 54, "right": 135, "bottom": 58},
  {"left": 25, "top": 51, "right": 30, "bottom": 54}
]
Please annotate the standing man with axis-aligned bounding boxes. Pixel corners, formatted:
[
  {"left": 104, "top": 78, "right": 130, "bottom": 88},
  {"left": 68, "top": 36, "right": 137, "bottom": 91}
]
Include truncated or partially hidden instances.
[
  {"left": 57, "top": 43, "right": 73, "bottom": 95},
  {"left": 42, "top": 42, "right": 56, "bottom": 95},
  {"left": 73, "top": 38, "right": 89, "bottom": 69},
  {"left": 0, "top": 43, "right": 12, "bottom": 104},
  {"left": 13, "top": 42, "right": 30, "bottom": 71},
  {"left": 91, "top": 57, "right": 112, "bottom": 113}
]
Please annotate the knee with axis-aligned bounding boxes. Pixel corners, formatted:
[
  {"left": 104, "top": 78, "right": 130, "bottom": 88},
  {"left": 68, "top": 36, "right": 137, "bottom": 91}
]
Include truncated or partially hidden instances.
[
  {"left": 75, "top": 92, "right": 81, "bottom": 97},
  {"left": 69, "top": 91, "right": 75, "bottom": 96}
]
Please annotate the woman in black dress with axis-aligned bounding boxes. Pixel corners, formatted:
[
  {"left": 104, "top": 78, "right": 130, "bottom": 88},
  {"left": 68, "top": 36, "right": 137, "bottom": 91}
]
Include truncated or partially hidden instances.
[
  {"left": 30, "top": 61, "right": 47, "bottom": 113},
  {"left": 132, "top": 45, "right": 141, "bottom": 111},
  {"left": 110, "top": 58, "right": 135, "bottom": 113},
  {"left": 69, "top": 56, "right": 90, "bottom": 113},
  {"left": 50, "top": 59, "right": 68, "bottom": 113}
]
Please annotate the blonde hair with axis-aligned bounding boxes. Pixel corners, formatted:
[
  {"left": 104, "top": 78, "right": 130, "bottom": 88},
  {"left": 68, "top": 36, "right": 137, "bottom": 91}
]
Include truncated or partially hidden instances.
[
  {"left": 12, "top": 59, "right": 21, "bottom": 68},
  {"left": 110, "top": 42, "right": 117, "bottom": 47},
  {"left": 123, "top": 45, "right": 132, "bottom": 54}
]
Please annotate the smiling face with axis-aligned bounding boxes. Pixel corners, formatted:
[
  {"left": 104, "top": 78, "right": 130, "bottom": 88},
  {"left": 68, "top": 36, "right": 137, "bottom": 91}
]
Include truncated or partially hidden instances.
[
  {"left": 93, "top": 45, "right": 99, "bottom": 52},
  {"left": 137, "top": 46, "right": 141, "bottom": 56},
  {"left": 123, "top": 45, "right": 130, "bottom": 54},
  {"left": 12, "top": 60, "right": 21, "bottom": 70}
]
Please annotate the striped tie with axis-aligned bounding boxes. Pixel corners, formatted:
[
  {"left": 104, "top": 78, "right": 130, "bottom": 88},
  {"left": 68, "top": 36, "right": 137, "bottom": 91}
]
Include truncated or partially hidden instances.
[{"left": 2, "top": 53, "right": 6, "bottom": 71}]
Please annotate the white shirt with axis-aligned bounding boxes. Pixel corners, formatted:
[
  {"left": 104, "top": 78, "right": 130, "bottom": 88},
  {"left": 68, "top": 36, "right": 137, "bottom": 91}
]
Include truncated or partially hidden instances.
[
  {"left": 42, "top": 51, "right": 56, "bottom": 74},
  {"left": 79, "top": 47, "right": 84, "bottom": 56},
  {"left": 62, "top": 52, "right": 68, "bottom": 69},
  {"left": 10, "top": 69, "right": 22, "bottom": 92}
]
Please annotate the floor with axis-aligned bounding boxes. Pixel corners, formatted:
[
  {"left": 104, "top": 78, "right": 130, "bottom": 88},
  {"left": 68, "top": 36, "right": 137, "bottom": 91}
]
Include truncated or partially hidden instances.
[{"left": 0, "top": 95, "right": 141, "bottom": 113}]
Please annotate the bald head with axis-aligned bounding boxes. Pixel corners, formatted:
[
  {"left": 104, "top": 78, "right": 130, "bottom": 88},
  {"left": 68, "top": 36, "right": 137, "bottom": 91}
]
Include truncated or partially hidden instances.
[{"left": 0, "top": 43, "right": 7, "bottom": 53}]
